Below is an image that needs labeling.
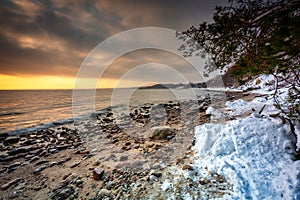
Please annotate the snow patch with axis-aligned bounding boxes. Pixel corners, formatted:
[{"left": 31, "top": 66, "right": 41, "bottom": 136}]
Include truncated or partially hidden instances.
[
  {"left": 206, "top": 106, "right": 226, "bottom": 119},
  {"left": 194, "top": 117, "right": 299, "bottom": 199}
]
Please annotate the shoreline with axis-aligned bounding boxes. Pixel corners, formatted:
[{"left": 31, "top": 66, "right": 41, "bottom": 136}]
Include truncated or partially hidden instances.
[
  {"left": 0, "top": 91, "right": 260, "bottom": 199},
  {"left": 3, "top": 89, "right": 252, "bottom": 136}
]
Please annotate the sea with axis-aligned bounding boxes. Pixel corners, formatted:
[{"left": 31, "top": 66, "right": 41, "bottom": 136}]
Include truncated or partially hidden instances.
[{"left": 0, "top": 88, "right": 212, "bottom": 135}]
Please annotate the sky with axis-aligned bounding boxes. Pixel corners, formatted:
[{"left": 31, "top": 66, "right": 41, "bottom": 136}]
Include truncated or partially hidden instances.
[{"left": 0, "top": 0, "right": 227, "bottom": 89}]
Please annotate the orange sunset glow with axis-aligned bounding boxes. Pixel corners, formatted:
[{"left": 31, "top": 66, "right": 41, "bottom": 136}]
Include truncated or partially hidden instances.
[
  {"left": 0, "top": 0, "right": 217, "bottom": 90},
  {"left": 0, "top": 75, "right": 122, "bottom": 90}
]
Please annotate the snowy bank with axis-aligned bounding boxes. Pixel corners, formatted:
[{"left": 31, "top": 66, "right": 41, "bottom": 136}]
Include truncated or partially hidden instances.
[
  {"left": 194, "top": 116, "right": 300, "bottom": 199},
  {"left": 192, "top": 76, "right": 300, "bottom": 199}
]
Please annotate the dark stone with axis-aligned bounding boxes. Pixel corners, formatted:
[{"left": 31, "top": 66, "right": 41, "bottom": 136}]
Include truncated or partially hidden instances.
[
  {"left": 56, "top": 144, "right": 71, "bottom": 150},
  {"left": 111, "top": 139, "right": 118, "bottom": 144},
  {"left": 8, "top": 147, "right": 29, "bottom": 156},
  {"left": 3, "top": 137, "right": 19, "bottom": 146},
  {"left": 20, "top": 139, "right": 36, "bottom": 146},
  {"left": 0, "top": 156, "right": 15, "bottom": 162},
  {"left": 125, "top": 142, "right": 131, "bottom": 146},
  {"left": 151, "top": 172, "right": 162, "bottom": 178},
  {"left": 70, "top": 161, "right": 81, "bottom": 168},
  {"left": 0, "top": 133, "right": 8, "bottom": 140}
]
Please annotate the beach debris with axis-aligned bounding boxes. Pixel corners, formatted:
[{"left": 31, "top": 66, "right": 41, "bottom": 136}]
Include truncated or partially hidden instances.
[{"left": 93, "top": 168, "right": 104, "bottom": 180}]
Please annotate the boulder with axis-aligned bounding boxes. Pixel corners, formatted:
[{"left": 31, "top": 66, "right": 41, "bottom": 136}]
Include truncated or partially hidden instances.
[{"left": 150, "top": 126, "right": 175, "bottom": 140}]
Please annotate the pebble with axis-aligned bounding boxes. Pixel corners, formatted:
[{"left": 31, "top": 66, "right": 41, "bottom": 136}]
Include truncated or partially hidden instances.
[
  {"left": 97, "top": 188, "right": 111, "bottom": 197},
  {"left": 182, "top": 164, "right": 193, "bottom": 170},
  {"left": 8, "top": 147, "right": 29, "bottom": 156},
  {"left": 7, "top": 167, "right": 17, "bottom": 173},
  {"left": 119, "top": 155, "right": 128, "bottom": 161},
  {"left": 93, "top": 160, "right": 100, "bottom": 166},
  {"left": 33, "top": 165, "right": 46, "bottom": 174},
  {"left": 199, "top": 177, "right": 207, "bottom": 185},
  {"left": 151, "top": 172, "right": 162, "bottom": 178},
  {"left": 149, "top": 175, "right": 158, "bottom": 182},
  {"left": 29, "top": 156, "right": 40, "bottom": 163},
  {"left": 35, "top": 159, "right": 49, "bottom": 166},
  {"left": 50, "top": 161, "right": 58, "bottom": 167},
  {"left": 106, "top": 181, "right": 115, "bottom": 189},
  {"left": 75, "top": 179, "right": 84, "bottom": 186},
  {"left": 7, "top": 162, "right": 21, "bottom": 169},
  {"left": 1, "top": 178, "right": 22, "bottom": 190},
  {"left": 53, "top": 187, "right": 74, "bottom": 199},
  {"left": 30, "top": 148, "right": 43, "bottom": 156},
  {"left": 9, "top": 190, "right": 20, "bottom": 198},
  {"left": 70, "top": 161, "right": 81, "bottom": 168},
  {"left": 3, "top": 136, "right": 20, "bottom": 146},
  {"left": 49, "top": 148, "right": 58, "bottom": 154}
]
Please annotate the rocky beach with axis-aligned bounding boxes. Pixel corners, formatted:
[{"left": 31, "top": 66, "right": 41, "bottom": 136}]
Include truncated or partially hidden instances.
[{"left": 0, "top": 91, "right": 258, "bottom": 200}]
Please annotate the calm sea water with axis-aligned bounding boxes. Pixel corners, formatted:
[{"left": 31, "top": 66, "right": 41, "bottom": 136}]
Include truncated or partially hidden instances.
[
  {"left": 0, "top": 89, "right": 112, "bottom": 134},
  {"left": 0, "top": 88, "right": 209, "bottom": 134}
]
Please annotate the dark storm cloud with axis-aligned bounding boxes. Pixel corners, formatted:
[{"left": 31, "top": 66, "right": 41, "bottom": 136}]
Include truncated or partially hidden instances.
[{"left": 0, "top": 0, "right": 227, "bottom": 78}]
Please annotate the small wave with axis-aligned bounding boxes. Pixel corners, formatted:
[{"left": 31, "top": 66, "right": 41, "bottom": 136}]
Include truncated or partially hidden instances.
[
  {"left": 0, "top": 112, "right": 24, "bottom": 117},
  {"left": 8, "top": 118, "right": 75, "bottom": 135},
  {"left": 7, "top": 107, "right": 112, "bottom": 135}
]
